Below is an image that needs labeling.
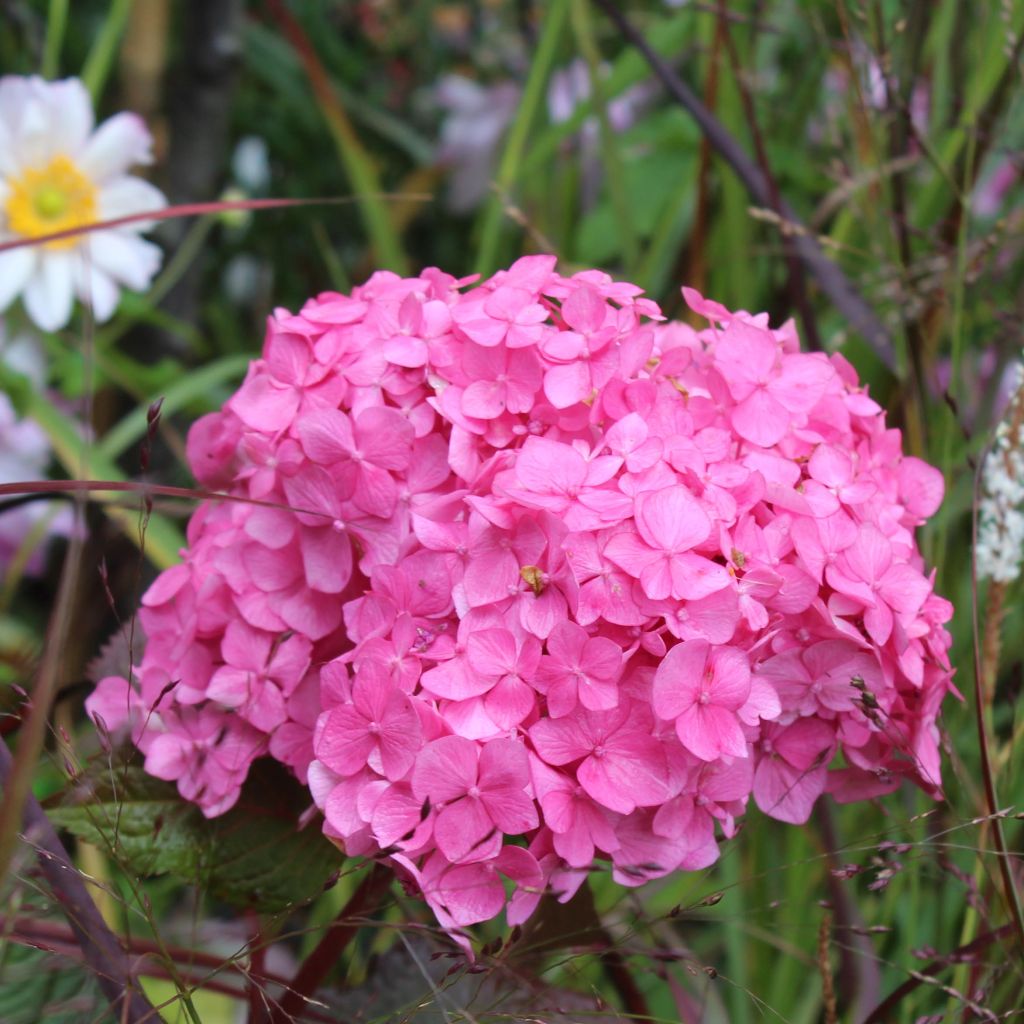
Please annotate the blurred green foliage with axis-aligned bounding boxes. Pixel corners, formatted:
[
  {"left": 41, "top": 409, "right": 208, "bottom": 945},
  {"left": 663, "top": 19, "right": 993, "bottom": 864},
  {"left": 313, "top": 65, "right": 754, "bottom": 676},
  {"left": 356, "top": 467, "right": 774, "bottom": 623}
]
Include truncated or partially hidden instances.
[{"left": 1, "top": 1, "right": 1023, "bottom": 1022}]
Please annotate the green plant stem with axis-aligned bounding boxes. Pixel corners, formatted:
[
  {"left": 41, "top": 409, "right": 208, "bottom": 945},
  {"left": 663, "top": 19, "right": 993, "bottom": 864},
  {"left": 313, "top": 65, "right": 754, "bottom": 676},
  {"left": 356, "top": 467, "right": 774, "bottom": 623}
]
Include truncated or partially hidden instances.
[
  {"left": 475, "top": 0, "right": 570, "bottom": 276},
  {"left": 42, "top": 0, "right": 69, "bottom": 78},
  {"left": 265, "top": 0, "right": 408, "bottom": 274},
  {"left": 97, "top": 353, "right": 250, "bottom": 460},
  {"left": 81, "top": 0, "right": 135, "bottom": 102},
  {"left": 571, "top": 0, "right": 638, "bottom": 272}
]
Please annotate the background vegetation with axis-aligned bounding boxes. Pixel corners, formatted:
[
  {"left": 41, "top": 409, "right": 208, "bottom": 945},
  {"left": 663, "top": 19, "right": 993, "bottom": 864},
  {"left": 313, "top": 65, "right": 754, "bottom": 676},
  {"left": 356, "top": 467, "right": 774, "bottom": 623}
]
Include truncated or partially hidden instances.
[{"left": 1, "top": 1, "right": 1023, "bottom": 1021}]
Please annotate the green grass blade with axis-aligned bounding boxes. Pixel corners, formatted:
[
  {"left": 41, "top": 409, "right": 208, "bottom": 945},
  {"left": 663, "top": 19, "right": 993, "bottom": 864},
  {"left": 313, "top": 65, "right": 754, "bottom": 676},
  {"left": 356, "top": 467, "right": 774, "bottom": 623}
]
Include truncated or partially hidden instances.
[
  {"left": 570, "top": 0, "right": 638, "bottom": 273},
  {"left": 0, "top": 366, "right": 184, "bottom": 570},
  {"left": 521, "top": 9, "right": 693, "bottom": 180},
  {"left": 269, "top": 1, "right": 409, "bottom": 275},
  {"left": 80, "top": 0, "right": 135, "bottom": 102},
  {"left": 41, "top": 0, "right": 69, "bottom": 78},
  {"left": 474, "top": 0, "right": 570, "bottom": 276},
  {"left": 97, "top": 354, "right": 250, "bottom": 461}
]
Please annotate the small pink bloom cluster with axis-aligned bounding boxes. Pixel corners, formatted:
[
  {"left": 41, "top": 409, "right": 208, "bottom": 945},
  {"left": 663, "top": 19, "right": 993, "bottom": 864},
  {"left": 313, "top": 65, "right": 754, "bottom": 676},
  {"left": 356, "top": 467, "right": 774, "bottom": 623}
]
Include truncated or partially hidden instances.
[{"left": 88, "top": 257, "right": 954, "bottom": 937}]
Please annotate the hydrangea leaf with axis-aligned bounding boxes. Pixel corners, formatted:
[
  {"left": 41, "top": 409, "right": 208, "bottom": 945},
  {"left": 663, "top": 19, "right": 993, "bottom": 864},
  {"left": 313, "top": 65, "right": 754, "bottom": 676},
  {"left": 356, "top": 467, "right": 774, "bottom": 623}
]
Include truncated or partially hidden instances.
[
  {"left": 0, "top": 944, "right": 113, "bottom": 1024},
  {"left": 46, "top": 760, "right": 339, "bottom": 913}
]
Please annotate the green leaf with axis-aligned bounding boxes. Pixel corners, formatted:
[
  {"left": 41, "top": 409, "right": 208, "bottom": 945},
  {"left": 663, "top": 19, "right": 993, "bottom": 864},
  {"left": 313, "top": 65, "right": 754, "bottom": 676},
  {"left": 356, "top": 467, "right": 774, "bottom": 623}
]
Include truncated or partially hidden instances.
[
  {"left": 0, "top": 944, "right": 113, "bottom": 1024},
  {"left": 97, "top": 354, "right": 250, "bottom": 461},
  {"left": 0, "top": 362, "right": 186, "bottom": 570},
  {"left": 47, "top": 761, "right": 341, "bottom": 914}
]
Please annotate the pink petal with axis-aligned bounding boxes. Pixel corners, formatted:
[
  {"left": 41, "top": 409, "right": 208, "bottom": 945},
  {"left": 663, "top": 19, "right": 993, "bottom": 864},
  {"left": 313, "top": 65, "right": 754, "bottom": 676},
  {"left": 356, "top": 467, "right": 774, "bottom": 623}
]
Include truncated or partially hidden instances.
[
  {"left": 636, "top": 485, "right": 710, "bottom": 553},
  {"left": 434, "top": 797, "right": 501, "bottom": 863},
  {"left": 674, "top": 704, "right": 747, "bottom": 761},
  {"left": 412, "top": 735, "right": 478, "bottom": 803},
  {"left": 732, "top": 388, "right": 790, "bottom": 447}
]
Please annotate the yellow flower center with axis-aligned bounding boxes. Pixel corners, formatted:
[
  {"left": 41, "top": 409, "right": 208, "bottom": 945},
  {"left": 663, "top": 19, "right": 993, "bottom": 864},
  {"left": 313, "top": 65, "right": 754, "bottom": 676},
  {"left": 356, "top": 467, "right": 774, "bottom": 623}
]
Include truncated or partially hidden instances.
[{"left": 5, "top": 155, "right": 97, "bottom": 250}]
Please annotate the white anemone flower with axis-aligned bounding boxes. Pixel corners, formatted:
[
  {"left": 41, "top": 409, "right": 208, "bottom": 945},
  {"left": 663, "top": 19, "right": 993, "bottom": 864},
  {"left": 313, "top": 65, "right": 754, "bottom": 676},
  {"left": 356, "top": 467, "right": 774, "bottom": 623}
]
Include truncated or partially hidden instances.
[{"left": 0, "top": 75, "right": 167, "bottom": 332}]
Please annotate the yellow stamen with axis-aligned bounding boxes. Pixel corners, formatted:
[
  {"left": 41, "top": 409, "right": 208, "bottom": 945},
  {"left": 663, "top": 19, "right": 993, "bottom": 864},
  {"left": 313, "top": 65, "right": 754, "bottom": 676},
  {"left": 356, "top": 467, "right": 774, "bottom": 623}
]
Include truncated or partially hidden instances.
[{"left": 5, "top": 155, "right": 97, "bottom": 250}]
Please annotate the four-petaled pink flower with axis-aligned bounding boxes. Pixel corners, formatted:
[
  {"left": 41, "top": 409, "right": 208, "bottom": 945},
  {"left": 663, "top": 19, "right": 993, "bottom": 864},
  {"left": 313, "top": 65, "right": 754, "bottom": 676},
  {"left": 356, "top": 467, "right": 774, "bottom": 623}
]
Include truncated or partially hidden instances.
[
  {"left": 604, "top": 486, "right": 729, "bottom": 601},
  {"left": 412, "top": 736, "right": 538, "bottom": 863},
  {"left": 653, "top": 639, "right": 751, "bottom": 761},
  {"left": 826, "top": 524, "right": 932, "bottom": 645},
  {"left": 298, "top": 405, "right": 414, "bottom": 517},
  {"left": 713, "top": 319, "right": 832, "bottom": 447},
  {"left": 535, "top": 620, "right": 622, "bottom": 717},
  {"left": 206, "top": 621, "right": 311, "bottom": 732},
  {"left": 753, "top": 719, "right": 836, "bottom": 824},
  {"left": 529, "top": 703, "right": 670, "bottom": 813},
  {"left": 314, "top": 663, "right": 423, "bottom": 781}
]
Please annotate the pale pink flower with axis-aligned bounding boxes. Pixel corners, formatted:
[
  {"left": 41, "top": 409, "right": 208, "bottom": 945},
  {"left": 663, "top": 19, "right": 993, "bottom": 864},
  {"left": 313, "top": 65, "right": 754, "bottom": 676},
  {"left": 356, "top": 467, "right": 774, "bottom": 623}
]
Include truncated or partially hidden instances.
[{"left": 529, "top": 702, "right": 670, "bottom": 813}]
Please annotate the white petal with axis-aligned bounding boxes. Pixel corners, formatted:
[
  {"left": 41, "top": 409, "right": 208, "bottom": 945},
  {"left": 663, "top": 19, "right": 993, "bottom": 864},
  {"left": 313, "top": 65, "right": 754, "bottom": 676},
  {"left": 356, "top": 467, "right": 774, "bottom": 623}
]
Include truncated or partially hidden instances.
[
  {"left": 73, "top": 260, "right": 120, "bottom": 322},
  {"left": 51, "top": 78, "right": 95, "bottom": 157},
  {"left": 88, "top": 231, "right": 162, "bottom": 291},
  {"left": 0, "top": 246, "right": 37, "bottom": 313},
  {"left": 24, "top": 250, "right": 74, "bottom": 331},
  {"left": 9, "top": 77, "right": 63, "bottom": 168},
  {"left": 0, "top": 76, "right": 32, "bottom": 127},
  {"left": 0, "top": 120, "right": 18, "bottom": 176},
  {"left": 98, "top": 175, "right": 167, "bottom": 225},
  {"left": 79, "top": 112, "right": 154, "bottom": 182}
]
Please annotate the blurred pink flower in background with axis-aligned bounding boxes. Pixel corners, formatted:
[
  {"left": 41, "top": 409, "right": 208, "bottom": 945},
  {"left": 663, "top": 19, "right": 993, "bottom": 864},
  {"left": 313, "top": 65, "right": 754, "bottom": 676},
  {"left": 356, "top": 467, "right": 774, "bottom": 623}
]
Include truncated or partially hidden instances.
[
  {"left": 0, "top": 328, "right": 73, "bottom": 575},
  {"left": 433, "top": 75, "right": 521, "bottom": 212}
]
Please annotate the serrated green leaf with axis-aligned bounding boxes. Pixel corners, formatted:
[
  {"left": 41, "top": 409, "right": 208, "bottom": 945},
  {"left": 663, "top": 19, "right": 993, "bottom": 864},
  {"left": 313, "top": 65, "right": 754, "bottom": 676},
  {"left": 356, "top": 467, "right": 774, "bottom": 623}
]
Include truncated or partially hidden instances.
[
  {"left": 0, "top": 943, "right": 113, "bottom": 1024},
  {"left": 47, "top": 760, "right": 340, "bottom": 914}
]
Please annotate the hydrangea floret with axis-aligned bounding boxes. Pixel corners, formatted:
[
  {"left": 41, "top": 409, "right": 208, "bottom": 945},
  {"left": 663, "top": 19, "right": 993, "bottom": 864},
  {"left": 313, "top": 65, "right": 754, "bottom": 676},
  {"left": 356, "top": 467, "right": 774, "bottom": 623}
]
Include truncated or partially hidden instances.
[{"left": 88, "top": 258, "right": 954, "bottom": 942}]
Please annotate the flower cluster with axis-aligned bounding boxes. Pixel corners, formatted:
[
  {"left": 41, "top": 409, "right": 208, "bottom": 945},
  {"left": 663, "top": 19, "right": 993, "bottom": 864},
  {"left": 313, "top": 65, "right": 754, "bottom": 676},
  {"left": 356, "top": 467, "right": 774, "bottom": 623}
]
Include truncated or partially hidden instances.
[{"left": 88, "top": 257, "right": 954, "bottom": 939}]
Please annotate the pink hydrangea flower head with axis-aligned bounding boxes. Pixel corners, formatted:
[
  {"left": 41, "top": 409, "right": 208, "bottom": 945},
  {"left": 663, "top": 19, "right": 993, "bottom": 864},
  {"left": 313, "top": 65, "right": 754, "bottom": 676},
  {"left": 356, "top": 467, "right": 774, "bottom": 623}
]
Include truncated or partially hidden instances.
[{"left": 89, "top": 260, "right": 955, "bottom": 949}]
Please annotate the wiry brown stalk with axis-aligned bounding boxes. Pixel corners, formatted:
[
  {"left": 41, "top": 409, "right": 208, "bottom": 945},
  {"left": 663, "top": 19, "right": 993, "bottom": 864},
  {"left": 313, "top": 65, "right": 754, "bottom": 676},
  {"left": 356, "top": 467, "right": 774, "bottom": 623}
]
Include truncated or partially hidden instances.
[
  {"left": 0, "top": 479, "right": 337, "bottom": 522},
  {"left": 872, "top": 0, "right": 931, "bottom": 454},
  {"left": 717, "top": 2, "right": 822, "bottom": 352},
  {"left": 2, "top": 915, "right": 345, "bottom": 1024},
  {"left": 815, "top": 803, "right": 881, "bottom": 1016},
  {"left": 0, "top": 744, "right": 156, "bottom": 1022},
  {"left": 979, "top": 385, "right": 1024, "bottom": 702},
  {"left": 680, "top": 5, "right": 725, "bottom": 305},
  {"left": 970, "top": 439, "right": 1024, "bottom": 960},
  {"left": 269, "top": 864, "right": 393, "bottom": 1024},
  {"left": 862, "top": 924, "right": 1013, "bottom": 1023},
  {"left": 591, "top": 0, "right": 897, "bottom": 369},
  {"left": 0, "top": 510, "right": 83, "bottom": 884},
  {"left": 817, "top": 913, "right": 838, "bottom": 1024}
]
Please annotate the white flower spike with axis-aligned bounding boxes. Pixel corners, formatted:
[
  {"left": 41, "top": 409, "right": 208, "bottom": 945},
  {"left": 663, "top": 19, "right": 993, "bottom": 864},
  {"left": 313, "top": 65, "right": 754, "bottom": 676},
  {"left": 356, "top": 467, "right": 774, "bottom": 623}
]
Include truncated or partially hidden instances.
[
  {"left": 0, "top": 75, "right": 167, "bottom": 331},
  {"left": 977, "top": 362, "right": 1024, "bottom": 584}
]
